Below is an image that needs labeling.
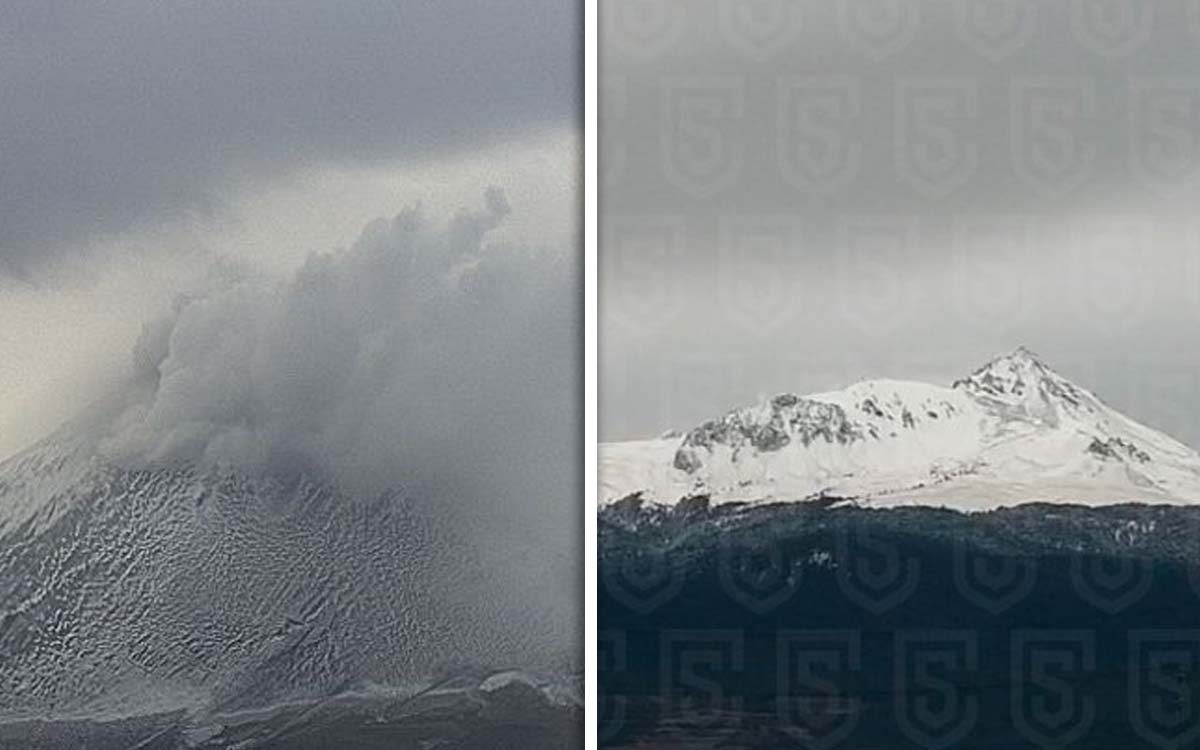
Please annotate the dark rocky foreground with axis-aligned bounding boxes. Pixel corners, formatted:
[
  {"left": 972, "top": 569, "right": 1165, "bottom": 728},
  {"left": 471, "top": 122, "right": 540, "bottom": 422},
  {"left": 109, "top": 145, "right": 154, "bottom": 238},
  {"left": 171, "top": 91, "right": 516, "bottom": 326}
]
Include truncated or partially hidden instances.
[
  {"left": 599, "top": 497, "right": 1200, "bottom": 749},
  {"left": 0, "top": 680, "right": 581, "bottom": 750}
]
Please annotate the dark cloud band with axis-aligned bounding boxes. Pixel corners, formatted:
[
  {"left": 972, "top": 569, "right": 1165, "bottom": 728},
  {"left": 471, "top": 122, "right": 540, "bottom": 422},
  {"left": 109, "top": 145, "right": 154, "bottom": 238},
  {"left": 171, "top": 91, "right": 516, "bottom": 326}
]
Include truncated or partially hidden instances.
[{"left": 0, "top": 0, "right": 580, "bottom": 275}]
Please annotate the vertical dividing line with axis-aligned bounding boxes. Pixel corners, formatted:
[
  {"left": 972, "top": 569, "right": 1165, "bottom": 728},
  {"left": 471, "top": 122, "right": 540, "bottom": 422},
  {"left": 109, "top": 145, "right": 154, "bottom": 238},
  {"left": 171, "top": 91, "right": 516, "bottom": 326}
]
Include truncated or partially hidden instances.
[{"left": 584, "top": 1, "right": 599, "bottom": 749}]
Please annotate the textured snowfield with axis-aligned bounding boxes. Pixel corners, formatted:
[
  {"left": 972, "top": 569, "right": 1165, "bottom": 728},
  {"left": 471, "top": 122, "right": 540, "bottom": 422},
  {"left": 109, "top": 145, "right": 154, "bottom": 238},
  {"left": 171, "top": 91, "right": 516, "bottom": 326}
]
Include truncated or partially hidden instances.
[
  {"left": 0, "top": 408, "right": 580, "bottom": 723},
  {"left": 601, "top": 349, "right": 1200, "bottom": 511}
]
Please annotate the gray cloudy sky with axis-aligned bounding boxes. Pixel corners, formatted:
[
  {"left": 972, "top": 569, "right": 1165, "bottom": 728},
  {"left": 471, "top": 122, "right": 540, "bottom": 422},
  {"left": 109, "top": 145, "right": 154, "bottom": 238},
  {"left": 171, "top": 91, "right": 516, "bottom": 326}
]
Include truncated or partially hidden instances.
[
  {"left": 0, "top": 0, "right": 578, "bottom": 275},
  {"left": 601, "top": 0, "right": 1200, "bottom": 449},
  {"left": 0, "top": 0, "right": 581, "bottom": 461}
]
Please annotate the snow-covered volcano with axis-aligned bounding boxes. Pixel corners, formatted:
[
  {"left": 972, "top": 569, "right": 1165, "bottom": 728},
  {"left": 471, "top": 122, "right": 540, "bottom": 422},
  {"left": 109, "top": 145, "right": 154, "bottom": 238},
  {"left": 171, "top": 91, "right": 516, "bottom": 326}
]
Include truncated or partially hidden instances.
[
  {"left": 0, "top": 401, "right": 579, "bottom": 724},
  {"left": 601, "top": 348, "right": 1200, "bottom": 511}
]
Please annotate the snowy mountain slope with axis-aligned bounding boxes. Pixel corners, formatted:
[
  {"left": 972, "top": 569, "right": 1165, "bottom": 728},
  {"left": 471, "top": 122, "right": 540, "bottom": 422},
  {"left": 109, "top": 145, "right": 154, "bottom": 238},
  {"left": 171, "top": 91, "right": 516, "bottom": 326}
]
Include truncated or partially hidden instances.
[
  {"left": 0, "top": 413, "right": 578, "bottom": 723},
  {"left": 600, "top": 348, "right": 1200, "bottom": 510}
]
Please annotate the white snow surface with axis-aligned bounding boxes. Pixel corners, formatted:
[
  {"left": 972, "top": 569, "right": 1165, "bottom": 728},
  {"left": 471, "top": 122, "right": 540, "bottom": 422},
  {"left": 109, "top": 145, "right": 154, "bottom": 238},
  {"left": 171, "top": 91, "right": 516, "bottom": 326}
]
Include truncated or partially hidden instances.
[{"left": 600, "top": 348, "right": 1200, "bottom": 511}]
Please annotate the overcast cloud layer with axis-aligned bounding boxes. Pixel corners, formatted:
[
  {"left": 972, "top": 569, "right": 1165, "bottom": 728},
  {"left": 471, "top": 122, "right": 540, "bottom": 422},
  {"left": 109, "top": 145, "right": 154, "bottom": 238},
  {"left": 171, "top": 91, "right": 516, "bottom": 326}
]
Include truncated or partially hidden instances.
[
  {"left": 0, "top": 0, "right": 579, "bottom": 276},
  {"left": 0, "top": 1, "right": 580, "bottom": 462},
  {"left": 601, "top": 0, "right": 1200, "bottom": 449}
]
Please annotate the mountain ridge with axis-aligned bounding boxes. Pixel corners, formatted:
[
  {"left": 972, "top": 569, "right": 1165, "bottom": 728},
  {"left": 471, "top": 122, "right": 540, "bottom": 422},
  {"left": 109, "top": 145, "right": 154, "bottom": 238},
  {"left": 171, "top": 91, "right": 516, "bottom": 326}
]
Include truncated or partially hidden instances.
[{"left": 601, "top": 348, "right": 1200, "bottom": 511}]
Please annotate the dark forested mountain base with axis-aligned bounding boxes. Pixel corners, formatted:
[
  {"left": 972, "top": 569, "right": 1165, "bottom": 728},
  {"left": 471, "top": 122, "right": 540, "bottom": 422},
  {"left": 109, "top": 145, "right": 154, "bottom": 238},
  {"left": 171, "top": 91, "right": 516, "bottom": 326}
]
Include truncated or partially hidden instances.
[{"left": 600, "top": 499, "right": 1200, "bottom": 749}]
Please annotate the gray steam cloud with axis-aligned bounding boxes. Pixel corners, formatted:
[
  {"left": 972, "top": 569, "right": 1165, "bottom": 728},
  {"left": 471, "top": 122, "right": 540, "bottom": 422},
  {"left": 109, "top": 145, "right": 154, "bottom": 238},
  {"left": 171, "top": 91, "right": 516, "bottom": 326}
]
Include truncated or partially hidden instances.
[
  {"left": 106, "top": 187, "right": 577, "bottom": 490},
  {"left": 100, "top": 190, "right": 580, "bottom": 641}
]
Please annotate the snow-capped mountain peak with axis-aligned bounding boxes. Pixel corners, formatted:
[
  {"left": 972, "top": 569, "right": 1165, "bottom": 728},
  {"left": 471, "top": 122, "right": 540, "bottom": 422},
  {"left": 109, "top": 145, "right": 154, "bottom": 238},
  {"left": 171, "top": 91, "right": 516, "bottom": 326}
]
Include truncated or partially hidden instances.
[
  {"left": 601, "top": 349, "right": 1200, "bottom": 511},
  {"left": 952, "top": 346, "right": 1100, "bottom": 427}
]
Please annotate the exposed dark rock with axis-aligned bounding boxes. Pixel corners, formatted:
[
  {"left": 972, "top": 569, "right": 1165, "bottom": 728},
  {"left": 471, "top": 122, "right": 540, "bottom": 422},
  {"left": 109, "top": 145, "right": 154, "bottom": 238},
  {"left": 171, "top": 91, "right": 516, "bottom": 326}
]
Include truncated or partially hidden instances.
[{"left": 1087, "top": 436, "right": 1151, "bottom": 463}]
